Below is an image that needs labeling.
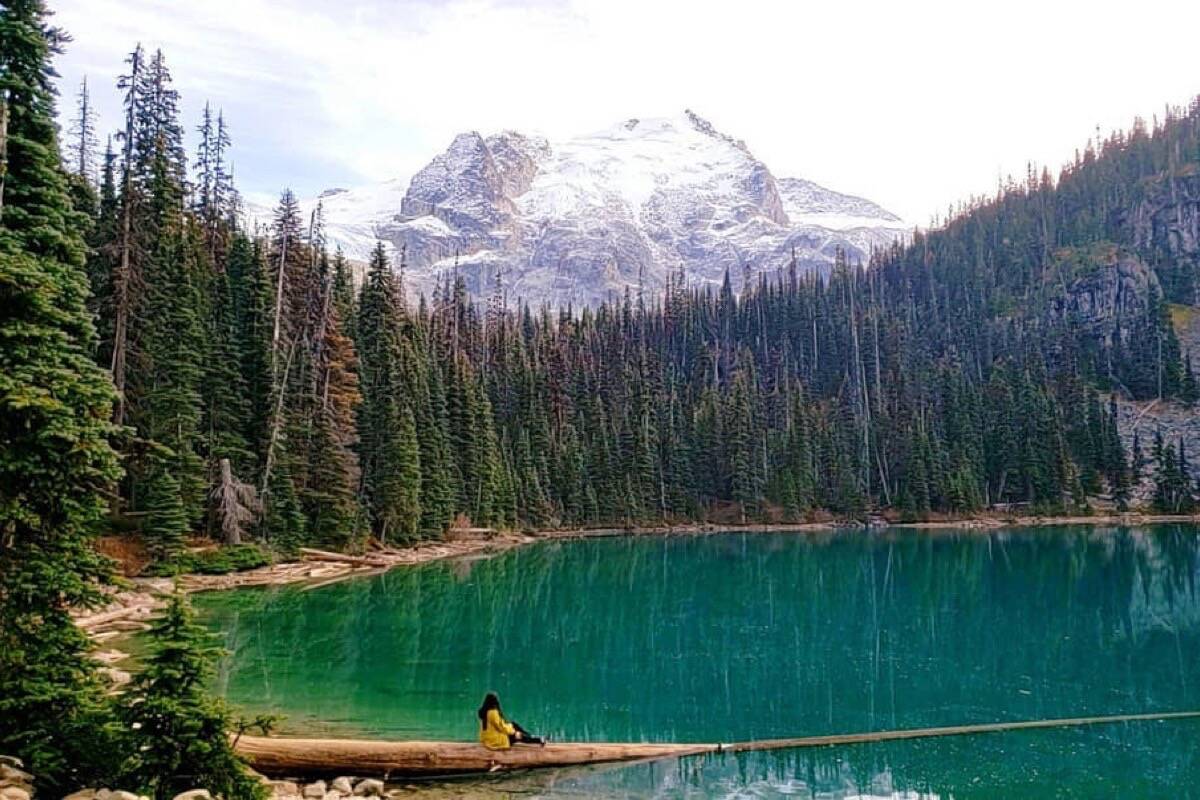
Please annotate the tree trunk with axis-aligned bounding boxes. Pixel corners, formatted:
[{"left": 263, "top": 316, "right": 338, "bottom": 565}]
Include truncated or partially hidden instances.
[
  {"left": 235, "top": 736, "right": 714, "bottom": 779},
  {"left": 260, "top": 340, "right": 297, "bottom": 496},
  {"left": 0, "top": 96, "right": 8, "bottom": 221},
  {"left": 235, "top": 711, "right": 1200, "bottom": 779},
  {"left": 111, "top": 54, "right": 140, "bottom": 428}
]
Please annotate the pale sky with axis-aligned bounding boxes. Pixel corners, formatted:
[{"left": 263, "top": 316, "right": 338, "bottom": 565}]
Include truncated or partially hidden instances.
[{"left": 51, "top": 0, "right": 1200, "bottom": 226}]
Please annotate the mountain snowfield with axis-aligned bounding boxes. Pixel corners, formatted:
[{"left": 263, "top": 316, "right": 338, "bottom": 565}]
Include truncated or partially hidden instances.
[{"left": 254, "top": 111, "right": 908, "bottom": 307}]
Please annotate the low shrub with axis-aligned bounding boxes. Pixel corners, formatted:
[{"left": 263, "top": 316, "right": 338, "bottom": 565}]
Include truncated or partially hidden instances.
[{"left": 143, "top": 544, "right": 271, "bottom": 577}]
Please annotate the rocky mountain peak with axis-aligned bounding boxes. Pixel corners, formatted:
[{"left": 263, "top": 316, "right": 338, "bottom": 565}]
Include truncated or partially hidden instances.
[
  {"left": 279, "top": 114, "right": 908, "bottom": 307},
  {"left": 683, "top": 108, "right": 749, "bottom": 153}
]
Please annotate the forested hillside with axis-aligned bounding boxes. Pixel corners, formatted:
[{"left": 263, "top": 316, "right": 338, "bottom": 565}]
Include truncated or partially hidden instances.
[{"left": 43, "top": 48, "right": 1200, "bottom": 566}]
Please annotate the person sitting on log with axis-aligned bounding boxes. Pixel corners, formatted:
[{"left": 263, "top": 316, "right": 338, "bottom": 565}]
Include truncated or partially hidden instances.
[{"left": 478, "top": 692, "right": 545, "bottom": 749}]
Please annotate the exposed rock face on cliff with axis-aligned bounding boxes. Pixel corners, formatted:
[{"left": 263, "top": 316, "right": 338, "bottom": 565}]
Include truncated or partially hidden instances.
[
  {"left": 1047, "top": 245, "right": 1160, "bottom": 344},
  {"left": 1042, "top": 240, "right": 1200, "bottom": 497},
  {"left": 1126, "top": 171, "right": 1200, "bottom": 274},
  {"left": 282, "top": 112, "right": 907, "bottom": 307}
]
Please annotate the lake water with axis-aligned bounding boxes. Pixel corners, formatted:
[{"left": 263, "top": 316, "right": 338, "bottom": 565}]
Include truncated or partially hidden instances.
[{"left": 197, "top": 526, "right": 1200, "bottom": 798}]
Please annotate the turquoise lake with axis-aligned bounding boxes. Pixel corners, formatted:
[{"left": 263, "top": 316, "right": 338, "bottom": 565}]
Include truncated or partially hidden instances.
[{"left": 196, "top": 526, "right": 1200, "bottom": 798}]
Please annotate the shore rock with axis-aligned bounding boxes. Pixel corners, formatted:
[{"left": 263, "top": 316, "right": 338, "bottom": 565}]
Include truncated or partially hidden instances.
[
  {"left": 351, "top": 780, "right": 383, "bottom": 797},
  {"left": 0, "top": 756, "right": 34, "bottom": 800},
  {"left": 171, "top": 791, "right": 212, "bottom": 800},
  {"left": 301, "top": 782, "right": 326, "bottom": 799},
  {"left": 329, "top": 778, "right": 353, "bottom": 795},
  {"left": 0, "top": 765, "right": 33, "bottom": 786}
]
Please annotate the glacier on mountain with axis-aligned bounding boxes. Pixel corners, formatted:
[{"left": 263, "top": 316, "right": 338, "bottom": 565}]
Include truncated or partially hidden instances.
[{"left": 271, "top": 111, "right": 907, "bottom": 307}]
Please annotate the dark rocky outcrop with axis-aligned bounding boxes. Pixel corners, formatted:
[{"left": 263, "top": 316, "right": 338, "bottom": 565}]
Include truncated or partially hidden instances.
[
  {"left": 1127, "top": 171, "right": 1200, "bottom": 267},
  {"left": 1047, "top": 244, "right": 1160, "bottom": 345}
]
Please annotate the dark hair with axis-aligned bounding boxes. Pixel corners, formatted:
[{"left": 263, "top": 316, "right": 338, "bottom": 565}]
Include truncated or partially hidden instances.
[{"left": 478, "top": 692, "right": 501, "bottom": 727}]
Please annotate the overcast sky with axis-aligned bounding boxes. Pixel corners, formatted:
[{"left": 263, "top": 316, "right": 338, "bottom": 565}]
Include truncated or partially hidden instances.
[{"left": 51, "top": 0, "right": 1200, "bottom": 225}]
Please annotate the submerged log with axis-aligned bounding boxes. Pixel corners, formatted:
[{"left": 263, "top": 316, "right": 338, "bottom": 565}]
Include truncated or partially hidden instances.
[
  {"left": 235, "top": 736, "right": 714, "bottom": 778},
  {"left": 235, "top": 710, "right": 1200, "bottom": 779},
  {"left": 724, "top": 710, "right": 1200, "bottom": 752}
]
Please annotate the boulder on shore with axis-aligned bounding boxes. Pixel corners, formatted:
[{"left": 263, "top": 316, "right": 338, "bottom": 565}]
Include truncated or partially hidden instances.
[
  {"left": 172, "top": 791, "right": 212, "bottom": 800},
  {"left": 267, "top": 780, "right": 299, "bottom": 798},
  {"left": 0, "top": 755, "right": 34, "bottom": 800},
  {"left": 351, "top": 780, "right": 383, "bottom": 797},
  {"left": 0, "top": 764, "right": 33, "bottom": 787}
]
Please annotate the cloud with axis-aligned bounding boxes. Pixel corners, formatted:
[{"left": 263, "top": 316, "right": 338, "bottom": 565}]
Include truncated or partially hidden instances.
[{"left": 51, "top": 0, "right": 1200, "bottom": 224}]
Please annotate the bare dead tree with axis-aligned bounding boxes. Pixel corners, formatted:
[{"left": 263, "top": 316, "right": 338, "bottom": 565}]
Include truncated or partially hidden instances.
[
  {"left": 211, "top": 458, "right": 261, "bottom": 545},
  {"left": 0, "top": 92, "right": 8, "bottom": 221},
  {"left": 260, "top": 338, "right": 297, "bottom": 497},
  {"left": 66, "top": 76, "right": 99, "bottom": 183}
]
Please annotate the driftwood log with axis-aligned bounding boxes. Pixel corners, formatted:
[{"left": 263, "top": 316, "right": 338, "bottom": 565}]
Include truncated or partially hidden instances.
[
  {"left": 235, "top": 710, "right": 1200, "bottom": 778},
  {"left": 235, "top": 737, "right": 712, "bottom": 778},
  {"left": 298, "top": 548, "right": 391, "bottom": 568}
]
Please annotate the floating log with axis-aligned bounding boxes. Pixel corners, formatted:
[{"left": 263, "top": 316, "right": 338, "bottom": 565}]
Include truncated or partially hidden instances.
[
  {"left": 724, "top": 710, "right": 1200, "bottom": 752},
  {"left": 235, "top": 710, "right": 1200, "bottom": 779}
]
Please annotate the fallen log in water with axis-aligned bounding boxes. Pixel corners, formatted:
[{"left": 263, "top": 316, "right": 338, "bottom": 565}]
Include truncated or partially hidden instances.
[
  {"left": 723, "top": 710, "right": 1200, "bottom": 752},
  {"left": 235, "top": 710, "right": 1200, "bottom": 778},
  {"left": 234, "top": 736, "right": 713, "bottom": 778}
]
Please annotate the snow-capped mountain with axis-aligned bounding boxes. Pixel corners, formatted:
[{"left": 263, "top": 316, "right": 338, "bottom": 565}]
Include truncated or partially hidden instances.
[{"left": 270, "top": 111, "right": 907, "bottom": 307}]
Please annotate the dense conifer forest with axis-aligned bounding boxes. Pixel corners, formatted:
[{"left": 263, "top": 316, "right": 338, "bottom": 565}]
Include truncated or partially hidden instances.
[
  {"left": 62, "top": 52, "right": 1200, "bottom": 561},
  {"left": 28, "top": 39, "right": 1200, "bottom": 567}
]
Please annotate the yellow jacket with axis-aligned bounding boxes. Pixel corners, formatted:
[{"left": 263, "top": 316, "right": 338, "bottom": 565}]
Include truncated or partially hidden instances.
[{"left": 480, "top": 707, "right": 515, "bottom": 750}]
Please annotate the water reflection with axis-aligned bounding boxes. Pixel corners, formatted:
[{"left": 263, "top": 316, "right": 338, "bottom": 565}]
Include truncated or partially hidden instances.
[{"left": 197, "top": 525, "right": 1200, "bottom": 796}]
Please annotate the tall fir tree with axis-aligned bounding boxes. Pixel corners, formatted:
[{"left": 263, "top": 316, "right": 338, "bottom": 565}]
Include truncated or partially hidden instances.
[
  {"left": 0, "top": 1, "right": 122, "bottom": 789},
  {"left": 118, "top": 590, "right": 267, "bottom": 800}
]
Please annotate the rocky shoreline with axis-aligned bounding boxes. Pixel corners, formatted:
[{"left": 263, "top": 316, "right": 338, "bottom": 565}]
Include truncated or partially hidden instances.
[{"left": 1, "top": 752, "right": 405, "bottom": 800}]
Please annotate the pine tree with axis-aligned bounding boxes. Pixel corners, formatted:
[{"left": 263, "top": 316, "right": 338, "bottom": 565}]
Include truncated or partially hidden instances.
[
  {"left": 0, "top": 2, "right": 122, "bottom": 789},
  {"left": 1183, "top": 352, "right": 1199, "bottom": 405},
  {"left": 108, "top": 43, "right": 146, "bottom": 429},
  {"left": 260, "top": 459, "right": 306, "bottom": 554},
  {"left": 356, "top": 242, "right": 421, "bottom": 542},
  {"left": 202, "top": 265, "right": 252, "bottom": 473},
  {"left": 140, "top": 226, "right": 206, "bottom": 529},
  {"left": 233, "top": 235, "right": 273, "bottom": 465},
  {"left": 409, "top": 346, "right": 454, "bottom": 537},
  {"left": 1152, "top": 436, "right": 1195, "bottom": 514},
  {"left": 303, "top": 293, "right": 363, "bottom": 549},
  {"left": 142, "top": 457, "right": 188, "bottom": 563},
  {"left": 1131, "top": 431, "right": 1145, "bottom": 483},
  {"left": 119, "top": 590, "right": 268, "bottom": 800}
]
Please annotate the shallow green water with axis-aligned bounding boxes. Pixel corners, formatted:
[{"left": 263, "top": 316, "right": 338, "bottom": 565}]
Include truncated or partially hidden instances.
[{"left": 197, "top": 526, "right": 1200, "bottom": 798}]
